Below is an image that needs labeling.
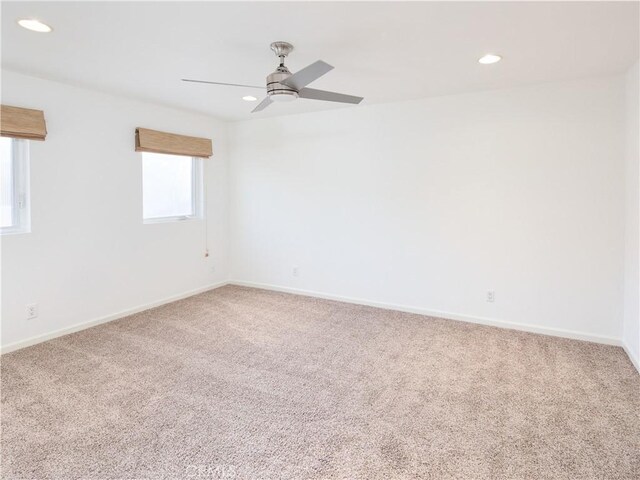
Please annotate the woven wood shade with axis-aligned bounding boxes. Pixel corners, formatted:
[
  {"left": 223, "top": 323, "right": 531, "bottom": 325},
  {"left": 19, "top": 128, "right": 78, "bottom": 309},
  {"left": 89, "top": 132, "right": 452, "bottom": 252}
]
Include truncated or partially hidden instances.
[
  {"left": 1, "top": 105, "right": 47, "bottom": 141},
  {"left": 135, "top": 128, "right": 212, "bottom": 158}
]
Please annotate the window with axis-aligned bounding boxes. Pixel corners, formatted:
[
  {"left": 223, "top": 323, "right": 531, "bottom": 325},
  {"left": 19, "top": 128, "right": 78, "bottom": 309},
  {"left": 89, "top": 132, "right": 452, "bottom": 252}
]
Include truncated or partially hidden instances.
[
  {"left": 142, "top": 152, "right": 203, "bottom": 222},
  {"left": 0, "top": 137, "right": 29, "bottom": 235}
]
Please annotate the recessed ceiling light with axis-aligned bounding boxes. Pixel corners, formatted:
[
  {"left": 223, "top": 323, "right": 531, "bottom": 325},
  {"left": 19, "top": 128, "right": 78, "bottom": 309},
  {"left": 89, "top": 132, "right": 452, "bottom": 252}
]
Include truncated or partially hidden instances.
[
  {"left": 17, "top": 18, "right": 53, "bottom": 33},
  {"left": 242, "top": 95, "right": 258, "bottom": 102},
  {"left": 478, "top": 54, "right": 502, "bottom": 65}
]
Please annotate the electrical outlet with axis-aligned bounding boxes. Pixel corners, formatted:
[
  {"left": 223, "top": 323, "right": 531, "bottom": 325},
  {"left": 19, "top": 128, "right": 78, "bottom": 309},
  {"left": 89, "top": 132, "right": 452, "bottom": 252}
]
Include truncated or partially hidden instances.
[
  {"left": 486, "top": 291, "right": 495, "bottom": 303},
  {"left": 292, "top": 266, "right": 299, "bottom": 277},
  {"left": 26, "top": 303, "right": 39, "bottom": 320}
]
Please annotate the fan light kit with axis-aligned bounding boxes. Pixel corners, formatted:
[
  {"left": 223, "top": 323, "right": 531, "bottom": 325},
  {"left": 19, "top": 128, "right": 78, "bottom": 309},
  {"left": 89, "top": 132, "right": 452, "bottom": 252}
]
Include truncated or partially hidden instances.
[
  {"left": 183, "top": 41, "right": 364, "bottom": 113},
  {"left": 17, "top": 18, "right": 52, "bottom": 33},
  {"left": 479, "top": 54, "right": 502, "bottom": 65}
]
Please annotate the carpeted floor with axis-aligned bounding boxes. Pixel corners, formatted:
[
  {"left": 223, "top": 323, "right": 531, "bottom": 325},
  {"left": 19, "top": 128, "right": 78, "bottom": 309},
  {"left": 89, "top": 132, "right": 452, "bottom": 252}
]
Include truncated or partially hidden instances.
[{"left": 1, "top": 285, "right": 639, "bottom": 479}]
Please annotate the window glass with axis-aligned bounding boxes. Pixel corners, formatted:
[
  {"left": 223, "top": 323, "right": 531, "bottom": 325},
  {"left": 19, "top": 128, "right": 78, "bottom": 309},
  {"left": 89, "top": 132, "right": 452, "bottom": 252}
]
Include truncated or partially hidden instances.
[
  {"left": 0, "top": 137, "right": 29, "bottom": 234},
  {"left": 0, "top": 138, "right": 15, "bottom": 228},
  {"left": 142, "top": 152, "right": 202, "bottom": 222}
]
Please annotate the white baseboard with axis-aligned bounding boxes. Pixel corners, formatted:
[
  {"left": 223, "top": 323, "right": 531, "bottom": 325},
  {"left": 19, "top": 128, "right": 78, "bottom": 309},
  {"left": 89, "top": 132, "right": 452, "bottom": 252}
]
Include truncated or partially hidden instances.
[
  {"left": 1, "top": 282, "right": 229, "bottom": 355},
  {"left": 4, "top": 279, "right": 631, "bottom": 370},
  {"left": 622, "top": 342, "right": 640, "bottom": 374},
  {"left": 230, "top": 280, "right": 622, "bottom": 347}
]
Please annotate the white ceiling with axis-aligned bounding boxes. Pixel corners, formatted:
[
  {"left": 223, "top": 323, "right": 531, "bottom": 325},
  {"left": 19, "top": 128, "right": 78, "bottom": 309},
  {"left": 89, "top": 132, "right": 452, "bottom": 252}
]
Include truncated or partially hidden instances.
[{"left": 2, "top": 1, "right": 638, "bottom": 121}]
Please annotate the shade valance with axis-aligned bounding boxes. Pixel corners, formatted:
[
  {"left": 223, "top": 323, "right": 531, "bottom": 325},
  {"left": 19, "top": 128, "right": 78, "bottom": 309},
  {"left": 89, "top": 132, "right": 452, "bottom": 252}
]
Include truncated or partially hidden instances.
[
  {"left": 1, "top": 105, "right": 47, "bottom": 141},
  {"left": 135, "top": 128, "right": 213, "bottom": 158}
]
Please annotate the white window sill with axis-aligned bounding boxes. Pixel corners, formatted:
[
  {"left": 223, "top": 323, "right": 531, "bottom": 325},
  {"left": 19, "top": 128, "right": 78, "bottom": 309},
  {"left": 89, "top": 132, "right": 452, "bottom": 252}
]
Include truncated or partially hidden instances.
[
  {"left": 0, "top": 226, "right": 31, "bottom": 236},
  {"left": 143, "top": 215, "right": 202, "bottom": 225}
]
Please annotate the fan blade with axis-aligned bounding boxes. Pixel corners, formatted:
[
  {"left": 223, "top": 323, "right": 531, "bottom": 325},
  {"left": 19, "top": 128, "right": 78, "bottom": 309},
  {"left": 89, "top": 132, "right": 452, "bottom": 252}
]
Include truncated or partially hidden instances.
[
  {"left": 297, "top": 88, "right": 363, "bottom": 104},
  {"left": 280, "top": 60, "right": 334, "bottom": 90},
  {"left": 182, "top": 79, "right": 265, "bottom": 89},
  {"left": 251, "top": 96, "right": 273, "bottom": 113}
]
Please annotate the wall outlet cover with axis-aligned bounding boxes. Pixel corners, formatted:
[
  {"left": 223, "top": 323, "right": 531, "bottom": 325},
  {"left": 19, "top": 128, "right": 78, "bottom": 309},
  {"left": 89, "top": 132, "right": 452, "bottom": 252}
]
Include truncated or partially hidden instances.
[{"left": 26, "top": 303, "right": 39, "bottom": 320}]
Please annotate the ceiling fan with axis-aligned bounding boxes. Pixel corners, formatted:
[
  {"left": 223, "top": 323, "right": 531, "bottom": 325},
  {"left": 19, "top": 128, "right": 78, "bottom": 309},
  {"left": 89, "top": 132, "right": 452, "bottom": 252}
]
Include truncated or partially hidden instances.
[{"left": 182, "top": 42, "right": 364, "bottom": 113}]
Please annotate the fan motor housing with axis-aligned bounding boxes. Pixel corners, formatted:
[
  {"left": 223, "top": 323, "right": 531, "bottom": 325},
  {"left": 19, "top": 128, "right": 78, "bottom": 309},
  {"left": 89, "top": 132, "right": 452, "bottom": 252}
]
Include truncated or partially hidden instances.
[{"left": 266, "top": 67, "right": 298, "bottom": 102}]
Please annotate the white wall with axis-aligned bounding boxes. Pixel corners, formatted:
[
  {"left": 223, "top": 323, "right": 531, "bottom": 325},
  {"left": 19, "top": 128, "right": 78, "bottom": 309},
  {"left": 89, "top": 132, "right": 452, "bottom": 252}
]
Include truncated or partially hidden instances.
[
  {"left": 1, "top": 71, "right": 633, "bottom": 354},
  {"left": 623, "top": 61, "right": 640, "bottom": 369},
  {"left": 229, "top": 76, "right": 627, "bottom": 343},
  {"left": 1, "top": 70, "right": 229, "bottom": 350}
]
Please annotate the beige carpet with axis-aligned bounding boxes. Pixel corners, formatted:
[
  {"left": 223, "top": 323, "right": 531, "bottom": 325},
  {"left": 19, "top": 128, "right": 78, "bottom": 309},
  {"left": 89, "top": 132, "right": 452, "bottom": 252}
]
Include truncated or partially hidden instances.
[{"left": 2, "top": 285, "right": 639, "bottom": 479}]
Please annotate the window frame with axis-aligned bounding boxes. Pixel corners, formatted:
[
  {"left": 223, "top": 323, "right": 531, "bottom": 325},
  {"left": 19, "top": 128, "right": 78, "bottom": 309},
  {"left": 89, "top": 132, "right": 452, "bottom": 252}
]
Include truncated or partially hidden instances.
[
  {"left": 1, "top": 138, "right": 30, "bottom": 235},
  {"left": 142, "top": 153, "right": 204, "bottom": 224}
]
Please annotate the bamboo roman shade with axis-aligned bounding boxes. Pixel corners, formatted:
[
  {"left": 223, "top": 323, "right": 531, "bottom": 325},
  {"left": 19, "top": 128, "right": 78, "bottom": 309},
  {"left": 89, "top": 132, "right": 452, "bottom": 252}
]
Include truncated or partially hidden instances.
[
  {"left": 135, "top": 128, "right": 213, "bottom": 158},
  {"left": 1, "top": 105, "right": 47, "bottom": 141}
]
